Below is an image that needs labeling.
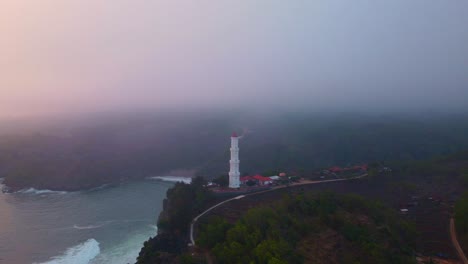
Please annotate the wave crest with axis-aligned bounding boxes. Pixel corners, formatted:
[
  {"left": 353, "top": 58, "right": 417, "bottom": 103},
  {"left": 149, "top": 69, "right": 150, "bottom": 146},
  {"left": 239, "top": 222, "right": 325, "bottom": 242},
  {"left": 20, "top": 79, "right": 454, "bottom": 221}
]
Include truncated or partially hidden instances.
[
  {"left": 37, "top": 238, "right": 100, "bottom": 264},
  {"left": 17, "top": 188, "right": 68, "bottom": 195},
  {"left": 73, "top": 223, "right": 106, "bottom": 230},
  {"left": 147, "top": 176, "right": 192, "bottom": 184}
]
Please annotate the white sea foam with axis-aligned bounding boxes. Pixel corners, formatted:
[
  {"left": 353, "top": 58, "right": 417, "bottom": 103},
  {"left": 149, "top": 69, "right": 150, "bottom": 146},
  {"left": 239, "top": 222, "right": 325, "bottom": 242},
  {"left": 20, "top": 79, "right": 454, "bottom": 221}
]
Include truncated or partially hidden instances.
[
  {"left": 73, "top": 219, "right": 150, "bottom": 231},
  {"left": 87, "top": 184, "right": 112, "bottom": 192},
  {"left": 37, "top": 238, "right": 100, "bottom": 264},
  {"left": 17, "top": 188, "right": 68, "bottom": 195},
  {"left": 147, "top": 176, "right": 192, "bottom": 184},
  {"left": 91, "top": 226, "right": 157, "bottom": 264},
  {"left": 73, "top": 224, "right": 106, "bottom": 230}
]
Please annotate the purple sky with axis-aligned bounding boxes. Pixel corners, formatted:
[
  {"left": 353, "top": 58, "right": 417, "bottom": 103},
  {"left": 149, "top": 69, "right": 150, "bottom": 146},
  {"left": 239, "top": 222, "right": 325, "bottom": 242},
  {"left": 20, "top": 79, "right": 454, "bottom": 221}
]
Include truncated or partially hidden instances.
[{"left": 1, "top": 1, "right": 468, "bottom": 118}]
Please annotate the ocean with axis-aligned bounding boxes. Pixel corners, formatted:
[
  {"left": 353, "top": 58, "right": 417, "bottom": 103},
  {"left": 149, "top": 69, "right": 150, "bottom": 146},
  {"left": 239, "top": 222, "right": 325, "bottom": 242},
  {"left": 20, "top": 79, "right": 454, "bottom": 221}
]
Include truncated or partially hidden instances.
[{"left": 0, "top": 176, "right": 191, "bottom": 264}]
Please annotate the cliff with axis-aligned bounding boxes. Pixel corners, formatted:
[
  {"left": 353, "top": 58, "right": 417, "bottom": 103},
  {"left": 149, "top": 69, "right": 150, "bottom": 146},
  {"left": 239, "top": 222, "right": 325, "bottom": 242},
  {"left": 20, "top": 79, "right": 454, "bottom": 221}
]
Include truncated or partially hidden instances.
[{"left": 136, "top": 177, "right": 214, "bottom": 263}]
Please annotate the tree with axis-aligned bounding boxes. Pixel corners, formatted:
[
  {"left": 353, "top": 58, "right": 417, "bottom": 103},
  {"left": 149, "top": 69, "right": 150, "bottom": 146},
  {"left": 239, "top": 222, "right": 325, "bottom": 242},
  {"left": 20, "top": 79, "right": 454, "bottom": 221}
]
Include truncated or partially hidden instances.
[
  {"left": 198, "top": 192, "right": 415, "bottom": 264},
  {"left": 253, "top": 239, "right": 293, "bottom": 264},
  {"left": 197, "top": 217, "right": 232, "bottom": 248},
  {"left": 212, "top": 175, "right": 229, "bottom": 187}
]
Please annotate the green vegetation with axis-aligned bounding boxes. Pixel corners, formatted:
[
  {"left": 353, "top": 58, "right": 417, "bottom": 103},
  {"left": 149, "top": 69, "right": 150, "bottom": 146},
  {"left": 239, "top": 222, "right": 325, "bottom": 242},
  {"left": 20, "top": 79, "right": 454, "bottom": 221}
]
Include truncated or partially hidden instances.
[
  {"left": 211, "top": 175, "right": 229, "bottom": 187},
  {"left": 198, "top": 114, "right": 468, "bottom": 177},
  {"left": 404, "top": 150, "right": 468, "bottom": 172},
  {"left": 137, "top": 176, "right": 213, "bottom": 263},
  {"left": 352, "top": 150, "right": 468, "bottom": 195},
  {"left": 157, "top": 176, "right": 213, "bottom": 233},
  {"left": 197, "top": 192, "right": 416, "bottom": 264},
  {"left": 138, "top": 148, "right": 467, "bottom": 263}
]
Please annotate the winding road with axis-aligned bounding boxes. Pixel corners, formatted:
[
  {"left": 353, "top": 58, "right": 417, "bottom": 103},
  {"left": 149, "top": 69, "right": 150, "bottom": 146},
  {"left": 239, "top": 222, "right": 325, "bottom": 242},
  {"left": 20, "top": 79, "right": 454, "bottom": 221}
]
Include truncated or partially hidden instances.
[
  {"left": 450, "top": 218, "right": 468, "bottom": 264},
  {"left": 189, "top": 174, "right": 367, "bottom": 246},
  {"left": 189, "top": 174, "right": 468, "bottom": 264}
]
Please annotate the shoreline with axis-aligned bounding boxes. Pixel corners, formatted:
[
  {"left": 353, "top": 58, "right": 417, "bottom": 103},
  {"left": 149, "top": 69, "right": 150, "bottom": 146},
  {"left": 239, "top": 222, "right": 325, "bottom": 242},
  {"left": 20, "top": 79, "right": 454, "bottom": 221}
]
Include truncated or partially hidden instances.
[
  {"left": 2, "top": 181, "right": 116, "bottom": 193},
  {"left": 1, "top": 167, "right": 196, "bottom": 193},
  {"left": 1, "top": 174, "right": 194, "bottom": 194}
]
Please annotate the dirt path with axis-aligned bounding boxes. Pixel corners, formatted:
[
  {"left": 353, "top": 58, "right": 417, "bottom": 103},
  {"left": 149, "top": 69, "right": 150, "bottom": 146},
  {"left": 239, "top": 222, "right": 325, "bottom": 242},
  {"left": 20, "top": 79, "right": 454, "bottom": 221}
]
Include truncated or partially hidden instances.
[{"left": 450, "top": 218, "right": 468, "bottom": 264}]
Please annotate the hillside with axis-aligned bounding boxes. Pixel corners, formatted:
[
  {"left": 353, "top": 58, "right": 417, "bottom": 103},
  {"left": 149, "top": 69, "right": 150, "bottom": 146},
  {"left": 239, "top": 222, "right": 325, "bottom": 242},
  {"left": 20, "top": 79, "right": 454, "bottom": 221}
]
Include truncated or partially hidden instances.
[
  {"left": 135, "top": 150, "right": 468, "bottom": 264},
  {"left": 136, "top": 176, "right": 216, "bottom": 264},
  {"left": 2, "top": 112, "right": 468, "bottom": 191},
  {"left": 196, "top": 192, "right": 416, "bottom": 264}
]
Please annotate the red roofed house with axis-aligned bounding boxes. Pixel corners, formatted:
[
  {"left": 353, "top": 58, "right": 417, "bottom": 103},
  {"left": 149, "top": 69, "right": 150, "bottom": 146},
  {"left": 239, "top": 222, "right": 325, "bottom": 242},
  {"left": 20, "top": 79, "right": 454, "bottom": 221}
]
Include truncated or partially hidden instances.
[
  {"left": 329, "top": 167, "right": 343, "bottom": 173},
  {"left": 240, "top": 175, "right": 272, "bottom": 186},
  {"left": 240, "top": 176, "right": 254, "bottom": 184},
  {"left": 253, "top": 175, "right": 273, "bottom": 186}
]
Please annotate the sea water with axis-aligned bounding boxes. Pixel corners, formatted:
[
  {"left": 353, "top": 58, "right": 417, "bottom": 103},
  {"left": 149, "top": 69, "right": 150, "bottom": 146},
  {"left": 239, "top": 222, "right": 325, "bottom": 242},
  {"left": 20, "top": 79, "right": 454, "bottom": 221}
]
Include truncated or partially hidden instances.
[{"left": 0, "top": 176, "right": 189, "bottom": 264}]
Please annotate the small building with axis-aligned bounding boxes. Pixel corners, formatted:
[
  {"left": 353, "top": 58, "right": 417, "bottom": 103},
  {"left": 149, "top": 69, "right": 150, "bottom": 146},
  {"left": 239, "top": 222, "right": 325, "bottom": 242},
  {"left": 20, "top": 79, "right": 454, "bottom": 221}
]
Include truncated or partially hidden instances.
[
  {"left": 240, "top": 176, "right": 255, "bottom": 185},
  {"left": 240, "top": 175, "right": 273, "bottom": 186},
  {"left": 253, "top": 175, "right": 273, "bottom": 185},
  {"left": 329, "top": 167, "right": 343, "bottom": 173}
]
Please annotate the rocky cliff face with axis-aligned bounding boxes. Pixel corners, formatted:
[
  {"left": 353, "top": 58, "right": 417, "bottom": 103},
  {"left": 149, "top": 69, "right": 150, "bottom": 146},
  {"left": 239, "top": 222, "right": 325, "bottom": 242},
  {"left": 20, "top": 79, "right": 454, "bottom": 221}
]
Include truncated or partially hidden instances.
[{"left": 136, "top": 177, "right": 213, "bottom": 263}]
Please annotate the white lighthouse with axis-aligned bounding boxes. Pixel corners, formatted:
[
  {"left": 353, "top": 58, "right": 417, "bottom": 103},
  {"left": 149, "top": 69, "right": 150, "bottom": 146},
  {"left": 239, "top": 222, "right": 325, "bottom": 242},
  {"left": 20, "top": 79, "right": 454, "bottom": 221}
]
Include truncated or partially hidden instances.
[{"left": 229, "top": 132, "right": 240, "bottom": 188}]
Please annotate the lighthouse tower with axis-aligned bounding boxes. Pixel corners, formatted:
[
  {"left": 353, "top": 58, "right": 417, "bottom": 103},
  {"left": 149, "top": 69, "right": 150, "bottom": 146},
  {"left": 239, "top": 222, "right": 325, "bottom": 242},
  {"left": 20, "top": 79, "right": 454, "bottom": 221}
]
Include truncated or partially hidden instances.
[{"left": 229, "top": 132, "right": 240, "bottom": 188}]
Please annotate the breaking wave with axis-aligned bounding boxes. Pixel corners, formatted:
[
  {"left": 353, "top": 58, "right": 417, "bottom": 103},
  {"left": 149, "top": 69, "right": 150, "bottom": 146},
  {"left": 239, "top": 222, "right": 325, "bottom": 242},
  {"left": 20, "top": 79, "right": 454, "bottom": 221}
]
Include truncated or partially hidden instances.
[
  {"left": 147, "top": 176, "right": 192, "bottom": 184},
  {"left": 87, "top": 184, "right": 112, "bottom": 192},
  {"left": 73, "top": 223, "right": 106, "bottom": 230},
  {"left": 73, "top": 220, "right": 149, "bottom": 230},
  {"left": 37, "top": 238, "right": 100, "bottom": 264},
  {"left": 90, "top": 226, "right": 157, "bottom": 264},
  {"left": 17, "top": 188, "right": 68, "bottom": 195}
]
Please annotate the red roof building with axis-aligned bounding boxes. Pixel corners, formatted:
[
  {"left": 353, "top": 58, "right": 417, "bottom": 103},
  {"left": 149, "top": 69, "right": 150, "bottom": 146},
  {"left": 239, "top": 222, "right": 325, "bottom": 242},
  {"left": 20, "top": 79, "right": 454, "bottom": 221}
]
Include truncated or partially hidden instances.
[
  {"left": 240, "top": 176, "right": 254, "bottom": 182},
  {"left": 329, "top": 166, "right": 343, "bottom": 173},
  {"left": 240, "top": 175, "right": 273, "bottom": 186},
  {"left": 253, "top": 175, "right": 272, "bottom": 182}
]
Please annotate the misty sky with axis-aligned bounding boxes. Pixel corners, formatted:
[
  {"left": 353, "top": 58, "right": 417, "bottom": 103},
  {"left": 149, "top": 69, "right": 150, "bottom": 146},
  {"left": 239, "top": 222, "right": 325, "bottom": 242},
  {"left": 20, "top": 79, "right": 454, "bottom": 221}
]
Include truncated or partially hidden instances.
[{"left": 1, "top": 1, "right": 467, "bottom": 118}]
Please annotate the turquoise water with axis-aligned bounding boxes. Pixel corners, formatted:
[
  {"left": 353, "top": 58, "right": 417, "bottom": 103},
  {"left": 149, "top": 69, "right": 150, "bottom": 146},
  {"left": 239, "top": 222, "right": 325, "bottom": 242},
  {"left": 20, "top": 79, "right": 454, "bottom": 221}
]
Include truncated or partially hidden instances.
[{"left": 0, "top": 177, "right": 183, "bottom": 264}]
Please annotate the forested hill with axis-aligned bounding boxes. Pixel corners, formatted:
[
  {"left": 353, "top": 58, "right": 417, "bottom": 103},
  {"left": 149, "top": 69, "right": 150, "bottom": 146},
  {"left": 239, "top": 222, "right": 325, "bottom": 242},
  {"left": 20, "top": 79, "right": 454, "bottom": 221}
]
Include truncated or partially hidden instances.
[
  {"left": 196, "top": 192, "right": 417, "bottom": 264},
  {"left": 197, "top": 112, "right": 468, "bottom": 177},
  {"left": 1, "top": 111, "right": 468, "bottom": 191}
]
